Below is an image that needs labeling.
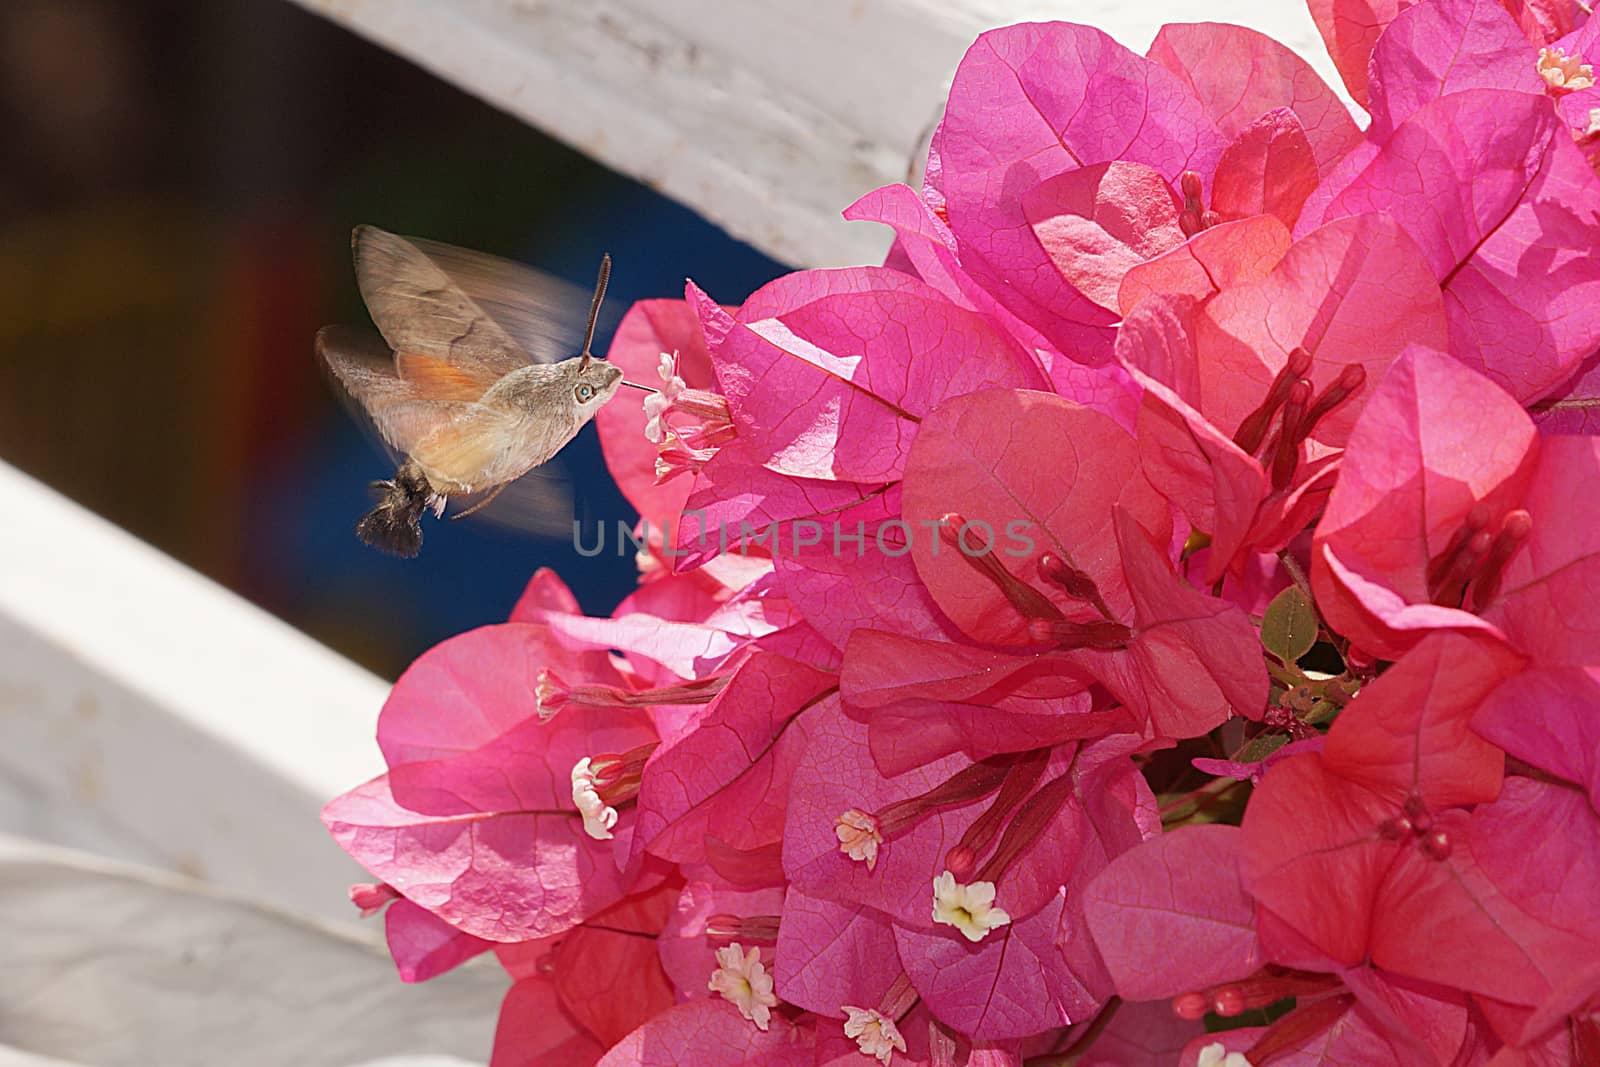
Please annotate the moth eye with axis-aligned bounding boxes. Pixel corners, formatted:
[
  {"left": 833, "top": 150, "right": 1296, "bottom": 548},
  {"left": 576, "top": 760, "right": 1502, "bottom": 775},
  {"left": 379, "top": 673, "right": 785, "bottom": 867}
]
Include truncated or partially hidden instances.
[{"left": 575, "top": 383, "right": 595, "bottom": 402}]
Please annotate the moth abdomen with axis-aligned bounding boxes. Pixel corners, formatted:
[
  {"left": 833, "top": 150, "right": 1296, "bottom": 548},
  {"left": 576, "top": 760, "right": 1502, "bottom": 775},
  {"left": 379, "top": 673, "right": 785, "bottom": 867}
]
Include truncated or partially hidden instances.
[{"left": 355, "top": 462, "right": 439, "bottom": 558}]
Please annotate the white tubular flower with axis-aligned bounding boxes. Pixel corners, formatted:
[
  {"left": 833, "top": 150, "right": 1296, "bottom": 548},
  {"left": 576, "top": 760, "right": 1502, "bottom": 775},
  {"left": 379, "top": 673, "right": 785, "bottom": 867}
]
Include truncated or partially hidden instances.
[
  {"left": 1197, "top": 1042, "right": 1253, "bottom": 1067},
  {"left": 931, "top": 870, "right": 1011, "bottom": 942},
  {"left": 1538, "top": 46, "right": 1596, "bottom": 92},
  {"left": 569, "top": 757, "right": 618, "bottom": 840},
  {"left": 707, "top": 942, "right": 778, "bottom": 1031},
  {"left": 841, "top": 1005, "right": 906, "bottom": 1064},
  {"left": 834, "top": 809, "right": 884, "bottom": 870},
  {"left": 643, "top": 350, "right": 687, "bottom": 444}
]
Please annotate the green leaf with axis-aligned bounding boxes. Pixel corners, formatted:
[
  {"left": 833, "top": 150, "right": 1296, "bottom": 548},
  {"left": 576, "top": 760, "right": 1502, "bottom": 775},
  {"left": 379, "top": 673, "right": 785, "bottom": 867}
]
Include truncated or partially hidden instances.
[
  {"left": 1235, "top": 732, "right": 1291, "bottom": 764},
  {"left": 1261, "top": 586, "right": 1318, "bottom": 663}
]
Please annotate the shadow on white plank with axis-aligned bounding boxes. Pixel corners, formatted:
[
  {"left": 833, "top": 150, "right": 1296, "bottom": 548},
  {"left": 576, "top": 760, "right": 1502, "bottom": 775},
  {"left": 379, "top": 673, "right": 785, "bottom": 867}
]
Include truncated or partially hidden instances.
[
  {"left": 0, "top": 835, "right": 502, "bottom": 1067},
  {"left": 0, "top": 461, "right": 390, "bottom": 923}
]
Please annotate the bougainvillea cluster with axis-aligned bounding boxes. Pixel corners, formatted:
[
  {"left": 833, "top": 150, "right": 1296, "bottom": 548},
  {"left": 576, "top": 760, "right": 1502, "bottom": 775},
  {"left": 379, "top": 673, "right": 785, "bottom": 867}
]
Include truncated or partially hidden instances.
[{"left": 324, "top": 1, "right": 1600, "bottom": 1063}]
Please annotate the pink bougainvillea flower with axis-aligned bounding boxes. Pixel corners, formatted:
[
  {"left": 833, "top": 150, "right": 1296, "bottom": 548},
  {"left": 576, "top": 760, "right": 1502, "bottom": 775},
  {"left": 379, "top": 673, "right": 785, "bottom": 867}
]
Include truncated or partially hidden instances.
[
  {"left": 782, "top": 700, "right": 1158, "bottom": 1040},
  {"left": 592, "top": 998, "right": 813, "bottom": 1067},
  {"left": 899, "top": 388, "right": 1265, "bottom": 738},
  {"left": 1313, "top": 346, "right": 1600, "bottom": 670},
  {"left": 1116, "top": 212, "right": 1447, "bottom": 583},
  {"left": 1473, "top": 666, "right": 1600, "bottom": 810},
  {"left": 698, "top": 267, "right": 1043, "bottom": 485},
  {"left": 490, "top": 975, "right": 606, "bottom": 1067},
  {"left": 1364, "top": 0, "right": 1548, "bottom": 139},
  {"left": 932, "top": 21, "right": 1358, "bottom": 363},
  {"left": 325, "top": 568, "right": 796, "bottom": 942},
  {"left": 934, "top": 19, "right": 1369, "bottom": 363},
  {"left": 933, "top": 22, "right": 1222, "bottom": 359},
  {"left": 1301, "top": 87, "right": 1600, "bottom": 403},
  {"left": 595, "top": 297, "right": 721, "bottom": 524},
  {"left": 1241, "top": 634, "right": 1600, "bottom": 1020},
  {"left": 1084, "top": 822, "right": 1474, "bottom": 1065},
  {"left": 383, "top": 897, "right": 493, "bottom": 982},
  {"left": 1308, "top": 0, "right": 1590, "bottom": 107},
  {"left": 839, "top": 627, "right": 1132, "bottom": 774},
  {"left": 1083, "top": 824, "right": 1262, "bottom": 1002},
  {"left": 629, "top": 650, "right": 836, "bottom": 877}
]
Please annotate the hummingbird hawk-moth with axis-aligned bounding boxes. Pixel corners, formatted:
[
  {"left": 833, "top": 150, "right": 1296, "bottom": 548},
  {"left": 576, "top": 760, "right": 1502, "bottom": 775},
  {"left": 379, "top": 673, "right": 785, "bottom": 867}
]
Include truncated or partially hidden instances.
[{"left": 316, "top": 226, "right": 652, "bottom": 557}]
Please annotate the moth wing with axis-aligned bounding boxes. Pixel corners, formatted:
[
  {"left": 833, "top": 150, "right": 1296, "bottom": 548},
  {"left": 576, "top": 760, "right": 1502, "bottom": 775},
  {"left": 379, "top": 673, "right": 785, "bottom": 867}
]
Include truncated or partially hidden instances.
[
  {"left": 448, "top": 467, "right": 576, "bottom": 539},
  {"left": 353, "top": 226, "right": 615, "bottom": 377},
  {"left": 315, "top": 325, "right": 468, "bottom": 459}
]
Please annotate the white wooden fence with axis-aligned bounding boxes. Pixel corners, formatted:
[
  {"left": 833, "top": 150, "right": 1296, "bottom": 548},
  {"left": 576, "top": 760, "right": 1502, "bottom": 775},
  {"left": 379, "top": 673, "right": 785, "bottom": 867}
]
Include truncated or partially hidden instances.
[{"left": 1, "top": 1, "right": 1339, "bottom": 1063}]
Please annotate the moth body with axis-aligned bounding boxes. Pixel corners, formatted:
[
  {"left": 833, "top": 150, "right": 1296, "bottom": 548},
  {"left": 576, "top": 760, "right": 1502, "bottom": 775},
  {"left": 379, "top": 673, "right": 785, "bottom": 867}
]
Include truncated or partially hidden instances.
[{"left": 318, "top": 227, "right": 631, "bottom": 557}]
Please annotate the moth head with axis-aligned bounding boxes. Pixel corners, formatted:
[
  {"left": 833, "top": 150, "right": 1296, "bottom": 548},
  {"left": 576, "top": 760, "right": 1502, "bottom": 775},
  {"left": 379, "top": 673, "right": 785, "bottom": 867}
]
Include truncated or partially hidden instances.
[{"left": 568, "top": 358, "right": 623, "bottom": 410}]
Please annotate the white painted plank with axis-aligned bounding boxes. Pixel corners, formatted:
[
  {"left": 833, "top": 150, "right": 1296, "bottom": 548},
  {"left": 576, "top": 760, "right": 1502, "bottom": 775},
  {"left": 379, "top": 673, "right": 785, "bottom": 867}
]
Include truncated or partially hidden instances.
[
  {"left": 0, "top": 836, "right": 501, "bottom": 1067},
  {"left": 285, "top": 0, "right": 1344, "bottom": 268},
  {"left": 0, "top": 461, "right": 390, "bottom": 923}
]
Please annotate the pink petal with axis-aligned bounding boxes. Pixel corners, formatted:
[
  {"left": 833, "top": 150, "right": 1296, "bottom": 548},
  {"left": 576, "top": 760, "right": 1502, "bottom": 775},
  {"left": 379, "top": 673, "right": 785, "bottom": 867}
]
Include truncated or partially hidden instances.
[
  {"left": 657, "top": 880, "right": 786, "bottom": 1000},
  {"left": 767, "top": 483, "right": 961, "bottom": 648},
  {"left": 383, "top": 898, "right": 493, "bottom": 982},
  {"left": 1209, "top": 108, "right": 1321, "bottom": 228},
  {"left": 896, "top": 891, "right": 1106, "bottom": 1041},
  {"left": 1366, "top": 0, "right": 1544, "bottom": 139},
  {"left": 712, "top": 268, "right": 1039, "bottom": 482},
  {"left": 1311, "top": 346, "right": 1538, "bottom": 660},
  {"left": 1305, "top": 89, "right": 1600, "bottom": 402},
  {"left": 1481, "top": 434, "right": 1600, "bottom": 665},
  {"left": 376, "top": 622, "right": 623, "bottom": 767},
  {"left": 491, "top": 977, "right": 605, "bottom": 1067},
  {"left": 552, "top": 921, "right": 677, "bottom": 1047},
  {"left": 1076, "top": 998, "right": 1203, "bottom": 1066},
  {"left": 1240, "top": 754, "right": 1400, "bottom": 967},
  {"left": 1323, "top": 631, "right": 1524, "bottom": 807},
  {"left": 938, "top": 22, "right": 1223, "bottom": 360},
  {"left": 773, "top": 888, "right": 903, "bottom": 1016},
  {"left": 1071, "top": 509, "right": 1269, "bottom": 737},
  {"left": 1370, "top": 800, "right": 1597, "bottom": 1007},
  {"left": 1021, "top": 161, "right": 1185, "bottom": 313},
  {"left": 782, "top": 701, "right": 1103, "bottom": 930},
  {"left": 1147, "top": 22, "right": 1363, "bottom": 175},
  {"left": 900, "top": 388, "right": 1172, "bottom": 646},
  {"left": 1083, "top": 824, "right": 1261, "bottom": 1000},
  {"left": 1473, "top": 666, "right": 1600, "bottom": 809},
  {"left": 595, "top": 298, "right": 718, "bottom": 520},
  {"left": 1195, "top": 215, "right": 1448, "bottom": 449},
  {"left": 1118, "top": 215, "right": 1293, "bottom": 315},
  {"left": 595, "top": 999, "right": 813, "bottom": 1067},
  {"left": 1534, "top": 352, "right": 1600, "bottom": 434},
  {"left": 1306, "top": 0, "right": 1411, "bottom": 107},
  {"left": 633, "top": 653, "right": 835, "bottom": 865},
  {"left": 323, "top": 771, "right": 648, "bottom": 942},
  {"left": 1117, "top": 296, "right": 1269, "bottom": 584}
]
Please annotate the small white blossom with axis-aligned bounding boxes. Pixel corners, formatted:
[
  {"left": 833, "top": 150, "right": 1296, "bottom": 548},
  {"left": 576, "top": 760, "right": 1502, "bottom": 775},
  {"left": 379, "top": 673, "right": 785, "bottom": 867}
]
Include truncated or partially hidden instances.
[
  {"left": 1197, "top": 1042, "right": 1253, "bottom": 1067},
  {"left": 570, "top": 757, "right": 618, "bottom": 840},
  {"left": 931, "top": 870, "right": 1010, "bottom": 942},
  {"left": 842, "top": 1005, "right": 906, "bottom": 1064},
  {"left": 835, "top": 809, "right": 884, "bottom": 870},
  {"left": 643, "top": 350, "right": 687, "bottom": 444},
  {"left": 707, "top": 942, "right": 778, "bottom": 1031},
  {"left": 1539, "top": 46, "right": 1596, "bottom": 92}
]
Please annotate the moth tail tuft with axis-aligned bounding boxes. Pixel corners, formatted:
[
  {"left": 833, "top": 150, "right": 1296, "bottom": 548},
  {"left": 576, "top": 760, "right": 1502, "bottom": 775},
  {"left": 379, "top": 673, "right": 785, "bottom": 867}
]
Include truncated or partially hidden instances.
[{"left": 355, "top": 464, "right": 435, "bottom": 558}]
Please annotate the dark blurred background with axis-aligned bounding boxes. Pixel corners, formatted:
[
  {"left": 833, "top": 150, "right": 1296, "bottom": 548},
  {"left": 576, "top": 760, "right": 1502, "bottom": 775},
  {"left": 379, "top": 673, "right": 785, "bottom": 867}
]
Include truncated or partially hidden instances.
[{"left": 0, "top": 0, "right": 785, "bottom": 678}]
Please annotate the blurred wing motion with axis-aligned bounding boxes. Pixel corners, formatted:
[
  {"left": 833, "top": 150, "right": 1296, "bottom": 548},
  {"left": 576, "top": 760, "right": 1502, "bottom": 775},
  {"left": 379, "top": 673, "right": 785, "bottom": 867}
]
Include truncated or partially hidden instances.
[
  {"left": 449, "top": 467, "right": 576, "bottom": 539},
  {"left": 316, "top": 324, "right": 461, "bottom": 461},
  {"left": 352, "top": 224, "right": 616, "bottom": 372}
]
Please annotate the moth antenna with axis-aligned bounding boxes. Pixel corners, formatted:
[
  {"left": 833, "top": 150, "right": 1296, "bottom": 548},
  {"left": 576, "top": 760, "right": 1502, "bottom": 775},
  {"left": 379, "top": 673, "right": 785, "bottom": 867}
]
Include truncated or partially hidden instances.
[{"left": 578, "top": 252, "right": 612, "bottom": 370}]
